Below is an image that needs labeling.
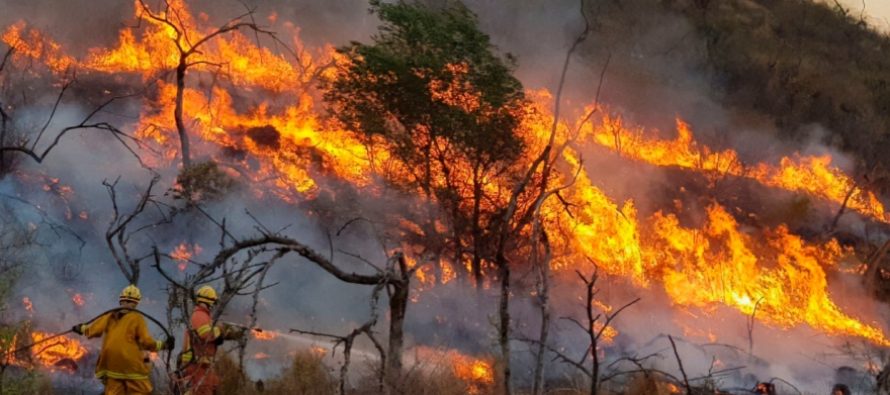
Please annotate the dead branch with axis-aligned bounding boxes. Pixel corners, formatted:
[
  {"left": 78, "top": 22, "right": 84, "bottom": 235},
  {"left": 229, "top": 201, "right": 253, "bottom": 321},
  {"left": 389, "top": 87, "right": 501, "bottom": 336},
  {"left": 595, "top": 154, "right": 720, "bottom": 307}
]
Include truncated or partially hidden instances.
[
  {"left": 136, "top": 0, "right": 287, "bottom": 169},
  {"left": 490, "top": 1, "right": 592, "bottom": 391},
  {"left": 668, "top": 335, "right": 693, "bottom": 395},
  {"left": 290, "top": 277, "right": 389, "bottom": 395},
  {"left": 827, "top": 183, "right": 857, "bottom": 235},
  {"left": 0, "top": 87, "right": 147, "bottom": 169},
  {"left": 747, "top": 296, "right": 764, "bottom": 357},
  {"left": 152, "top": 216, "right": 411, "bottom": 391},
  {"left": 0, "top": 46, "right": 13, "bottom": 73},
  {"left": 104, "top": 174, "right": 161, "bottom": 284}
]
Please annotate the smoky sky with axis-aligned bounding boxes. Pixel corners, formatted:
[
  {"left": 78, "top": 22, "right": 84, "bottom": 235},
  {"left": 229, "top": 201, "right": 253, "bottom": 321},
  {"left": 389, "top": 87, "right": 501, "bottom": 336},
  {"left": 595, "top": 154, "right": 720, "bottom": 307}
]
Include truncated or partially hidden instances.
[{"left": 2, "top": 0, "right": 888, "bottom": 391}]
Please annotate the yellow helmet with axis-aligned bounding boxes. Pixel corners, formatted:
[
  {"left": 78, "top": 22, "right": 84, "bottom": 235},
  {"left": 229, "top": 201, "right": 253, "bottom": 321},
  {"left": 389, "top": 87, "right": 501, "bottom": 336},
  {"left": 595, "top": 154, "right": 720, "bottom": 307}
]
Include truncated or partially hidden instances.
[
  {"left": 119, "top": 284, "right": 141, "bottom": 304},
  {"left": 196, "top": 285, "right": 218, "bottom": 306}
]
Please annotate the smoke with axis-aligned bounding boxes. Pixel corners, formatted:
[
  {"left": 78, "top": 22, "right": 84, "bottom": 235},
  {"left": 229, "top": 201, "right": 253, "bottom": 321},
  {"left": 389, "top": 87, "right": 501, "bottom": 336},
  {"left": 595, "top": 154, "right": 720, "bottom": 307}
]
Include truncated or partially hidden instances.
[{"left": 2, "top": 0, "right": 889, "bottom": 393}]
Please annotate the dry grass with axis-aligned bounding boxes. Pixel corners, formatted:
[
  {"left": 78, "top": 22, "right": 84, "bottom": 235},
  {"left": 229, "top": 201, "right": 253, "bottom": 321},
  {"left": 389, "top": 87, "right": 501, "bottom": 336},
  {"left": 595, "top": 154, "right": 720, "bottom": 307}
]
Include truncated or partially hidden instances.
[{"left": 197, "top": 351, "right": 691, "bottom": 394}]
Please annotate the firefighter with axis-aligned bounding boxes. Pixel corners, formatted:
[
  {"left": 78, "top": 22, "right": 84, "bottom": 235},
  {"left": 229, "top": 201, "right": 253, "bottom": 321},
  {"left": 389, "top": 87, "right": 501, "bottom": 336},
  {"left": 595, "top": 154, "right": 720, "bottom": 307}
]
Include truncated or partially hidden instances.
[
  {"left": 72, "top": 284, "right": 175, "bottom": 395},
  {"left": 179, "top": 285, "right": 246, "bottom": 395},
  {"left": 831, "top": 383, "right": 851, "bottom": 395}
]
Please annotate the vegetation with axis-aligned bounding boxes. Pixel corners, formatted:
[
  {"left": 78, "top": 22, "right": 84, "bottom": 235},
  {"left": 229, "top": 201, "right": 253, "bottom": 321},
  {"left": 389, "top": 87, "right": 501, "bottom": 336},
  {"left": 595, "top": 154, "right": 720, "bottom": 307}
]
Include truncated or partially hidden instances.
[
  {"left": 0, "top": 207, "right": 52, "bottom": 394},
  {"left": 325, "top": 0, "right": 529, "bottom": 286},
  {"left": 678, "top": 0, "right": 890, "bottom": 192},
  {"left": 173, "top": 160, "right": 236, "bottom": 203}
]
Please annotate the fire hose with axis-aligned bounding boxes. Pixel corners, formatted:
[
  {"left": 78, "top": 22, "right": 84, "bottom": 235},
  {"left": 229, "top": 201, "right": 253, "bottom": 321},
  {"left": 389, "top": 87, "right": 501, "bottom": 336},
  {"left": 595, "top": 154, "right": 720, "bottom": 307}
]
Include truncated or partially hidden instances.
[{"left": 3, "top": 307, "right": 173, "bottom": 365}]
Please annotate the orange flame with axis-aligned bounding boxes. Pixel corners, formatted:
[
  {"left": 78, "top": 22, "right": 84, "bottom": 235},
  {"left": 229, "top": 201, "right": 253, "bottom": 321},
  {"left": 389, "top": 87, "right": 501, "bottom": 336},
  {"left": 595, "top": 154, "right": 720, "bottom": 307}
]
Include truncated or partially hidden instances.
[
  {"left": 415, "top": 346, "right": 494, "bottom": 394},
  {"left": 171, "top": 242, "right": 201, "bottom": 271},
  {"left": 1, "top": 21, "right": 76, "bottom": 73},
  {"left": 4, "top": 0, "right": 890, "bottom": 348},
  {"left": 583, "top": 116, "right": 886, "bottom": 222},
  {"left": 252, "top": 330, "right": 278, "bottom": 341},
  {"left": 28, "top": 331, "right": 88, "bottom": 370}
]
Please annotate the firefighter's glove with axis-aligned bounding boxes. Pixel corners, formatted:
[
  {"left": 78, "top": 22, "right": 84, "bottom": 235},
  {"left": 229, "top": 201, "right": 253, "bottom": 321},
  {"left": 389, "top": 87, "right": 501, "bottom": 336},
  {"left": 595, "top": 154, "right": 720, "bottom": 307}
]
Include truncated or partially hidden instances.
[
  {"left": 71, "top": 324, "right": 84, "bottom": 335},
  {"left": 164, "top": 337, "right": 176, "bottom": 351}
]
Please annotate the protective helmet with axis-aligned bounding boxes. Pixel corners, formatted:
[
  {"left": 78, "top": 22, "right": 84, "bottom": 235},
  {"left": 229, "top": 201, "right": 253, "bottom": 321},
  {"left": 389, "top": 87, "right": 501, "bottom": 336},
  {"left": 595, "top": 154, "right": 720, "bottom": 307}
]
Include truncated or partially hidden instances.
[
  {"left": 119, "top": 284, "right": 142, "bottom": 304},
  {"left": 196, "top": 285, "right": 218, "bottom": 306}
]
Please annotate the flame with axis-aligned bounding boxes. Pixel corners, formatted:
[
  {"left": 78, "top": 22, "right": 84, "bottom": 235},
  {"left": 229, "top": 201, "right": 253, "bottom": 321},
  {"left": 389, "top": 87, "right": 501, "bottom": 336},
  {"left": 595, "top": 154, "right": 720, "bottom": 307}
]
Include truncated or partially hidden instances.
[
  {"left": 667, "top": 383, "right": 681, "bottom": 394},
  {"left": 415, "top": 346, "right": 494, "bottom": 394},
  {"left": 1, "top": 21, "right": 76, "bottom": 73},
  {"left": 252, "top": 330, "right": 278, "bottom": 341},
  {"left": 4, "top": 0, "right": 890, "bottom": 348},
  {"left": 170, "top": 242, "right": 201, "bottom": 271},
  {"left": 310, "top": 345, "right": 327, "bottom": 357},
  {"left": 28, "top": 331, "right": 88, "bottom": 369},
  {"left": 253, "top": 352, "right": 270, "bottom": 360},
  {"left": 583, "top": 116, "right": 886, "bottom": 222}
]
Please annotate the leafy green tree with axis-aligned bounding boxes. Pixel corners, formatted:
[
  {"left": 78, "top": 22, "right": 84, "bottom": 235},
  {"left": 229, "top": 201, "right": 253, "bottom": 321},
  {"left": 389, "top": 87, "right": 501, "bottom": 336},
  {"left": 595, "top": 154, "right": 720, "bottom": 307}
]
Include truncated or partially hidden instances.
[{"left": 325, "top": 0, "right": 528, "bottom": 286}]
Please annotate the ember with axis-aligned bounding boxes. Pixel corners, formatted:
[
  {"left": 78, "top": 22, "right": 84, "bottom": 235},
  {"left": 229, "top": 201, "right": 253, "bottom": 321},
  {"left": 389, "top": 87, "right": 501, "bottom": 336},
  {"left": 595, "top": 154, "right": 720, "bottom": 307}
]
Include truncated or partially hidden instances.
[
  {"left": 71, "top": 293, "right": 84, "bottom": 307},
  {"left": 2, "top": 0, "right": 886, "bottom": 347},
  {"left": 4, "top": 1, "right": 890, "bottom": 393}
]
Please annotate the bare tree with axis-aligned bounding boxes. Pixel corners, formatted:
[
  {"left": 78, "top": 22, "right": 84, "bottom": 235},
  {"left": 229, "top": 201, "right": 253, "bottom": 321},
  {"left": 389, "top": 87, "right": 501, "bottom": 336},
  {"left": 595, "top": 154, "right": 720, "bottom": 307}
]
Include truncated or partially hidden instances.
[
  {"left": 153, "top": 221, "right": 415, "bottom": 391},
  {"left": 135, "top": 0, "right": 283, "bottom": 169},
  {"left": 291, "top": 276, "right": 389, "bottom": 395},
  {"left": 103, "top": 174, "right": 162, "bottom": 284},
  {"left": 490, "top": 1, "right": 594, "bottom": 392}
]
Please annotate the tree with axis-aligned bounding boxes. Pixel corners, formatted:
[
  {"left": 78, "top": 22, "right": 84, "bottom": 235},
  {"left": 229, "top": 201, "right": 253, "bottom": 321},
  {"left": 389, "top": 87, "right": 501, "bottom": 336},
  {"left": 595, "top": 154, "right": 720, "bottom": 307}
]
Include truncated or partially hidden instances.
[
  {"left": 325, "top": 0, "right": 528, "bottom": 287},
  {"left": 135, "top": 0, "right": 279, "bottom": 170}
]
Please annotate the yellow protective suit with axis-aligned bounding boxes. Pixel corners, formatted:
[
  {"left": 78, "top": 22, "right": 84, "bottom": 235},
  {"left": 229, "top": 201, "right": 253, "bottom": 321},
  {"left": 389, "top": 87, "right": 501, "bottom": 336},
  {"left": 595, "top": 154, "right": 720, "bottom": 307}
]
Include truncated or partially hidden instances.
[{"left": 80, "top": 310, "right": 164, "bottom": 394}]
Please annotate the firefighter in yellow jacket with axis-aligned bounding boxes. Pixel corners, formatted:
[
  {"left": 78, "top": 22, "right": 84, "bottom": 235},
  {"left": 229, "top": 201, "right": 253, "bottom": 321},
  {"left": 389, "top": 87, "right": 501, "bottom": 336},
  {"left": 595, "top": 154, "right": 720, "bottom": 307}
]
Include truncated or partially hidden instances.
[{"left": 72, "top": 285, "right": 174, "bottom": 395}]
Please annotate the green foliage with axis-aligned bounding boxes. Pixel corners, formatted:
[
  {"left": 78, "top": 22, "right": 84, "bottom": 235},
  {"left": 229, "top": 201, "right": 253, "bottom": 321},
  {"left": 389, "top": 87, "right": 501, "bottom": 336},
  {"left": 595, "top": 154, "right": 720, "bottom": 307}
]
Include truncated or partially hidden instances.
[
  {"left": 173, "top": 160, "right": 236, "bottom": 203},
  {"left": 0, "top": 207, "right": 51, "bottom": 394},
  {"left": 324, "top": 0, "right": 527, "bottom": 181}
]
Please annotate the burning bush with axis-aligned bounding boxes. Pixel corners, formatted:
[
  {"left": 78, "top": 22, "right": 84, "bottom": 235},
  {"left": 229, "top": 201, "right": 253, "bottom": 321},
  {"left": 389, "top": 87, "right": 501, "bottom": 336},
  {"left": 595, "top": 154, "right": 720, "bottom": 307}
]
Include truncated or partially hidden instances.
[{"left": 173, "top": 160, "right": 236, "bottom": 203}]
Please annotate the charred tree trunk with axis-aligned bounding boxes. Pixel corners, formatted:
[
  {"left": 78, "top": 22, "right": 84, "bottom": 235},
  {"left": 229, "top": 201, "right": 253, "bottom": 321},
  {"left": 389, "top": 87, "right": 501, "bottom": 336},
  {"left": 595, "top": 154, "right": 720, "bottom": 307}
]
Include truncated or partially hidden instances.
[
  {"left": 385, "top": 254, "right": 410, "bottom": 388},
  {"left": 588, "top": 275, "right": 599, "bottom": 395},
  {"left": 497, "top": 249, "right": 512, "bottom": 395},
  {"left": 175, "top": 59, "right": 191, "bottom": 169},
  {"left": 471, "top": 165, "right": 484, "bottom": 288},
  {"left": 387, "top": 282, "right": 407, "bottom": 381}
]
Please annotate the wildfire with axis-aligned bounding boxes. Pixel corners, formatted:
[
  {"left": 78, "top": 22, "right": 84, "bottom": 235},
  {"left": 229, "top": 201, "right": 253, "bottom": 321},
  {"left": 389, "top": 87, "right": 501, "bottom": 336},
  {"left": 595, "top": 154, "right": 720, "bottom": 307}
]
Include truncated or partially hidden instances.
[
  {"left": 253, "top": 352, "right": 270, "bottom": 360},
  {"left": 1, "top": 21, "right": 75, "bottom": 73},
  {"left": 170, "top": 242, "right": 202, "bottom": 271},
  {"left": 415, "top": 346, "right": 494, "bottom": 394},
  {"left": 28, "top": 331, "right": 88, "bottom": 370},
  {"left": 252, "top": 330, "right": 278, "bottom": 341},
  {"left": 582, "top": 116, "right": 886, "bottom": 222},
  {"left": 4, "top": 0, "right": 890, "bottom": 349}
]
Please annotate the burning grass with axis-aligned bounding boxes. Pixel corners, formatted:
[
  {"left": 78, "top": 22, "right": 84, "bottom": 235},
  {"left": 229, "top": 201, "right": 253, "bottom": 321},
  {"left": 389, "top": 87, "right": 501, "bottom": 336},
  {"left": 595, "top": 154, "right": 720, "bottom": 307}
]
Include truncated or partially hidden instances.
[{"left": 4, "top": 0, "right": 890, "bottom": 392}]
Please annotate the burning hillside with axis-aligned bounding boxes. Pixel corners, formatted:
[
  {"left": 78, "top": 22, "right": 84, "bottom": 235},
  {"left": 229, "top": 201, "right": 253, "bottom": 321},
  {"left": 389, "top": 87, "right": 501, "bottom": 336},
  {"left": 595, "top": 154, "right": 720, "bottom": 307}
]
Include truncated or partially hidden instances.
[{"left": 2, "top": 0, "right": 890, "bottom": 394}]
